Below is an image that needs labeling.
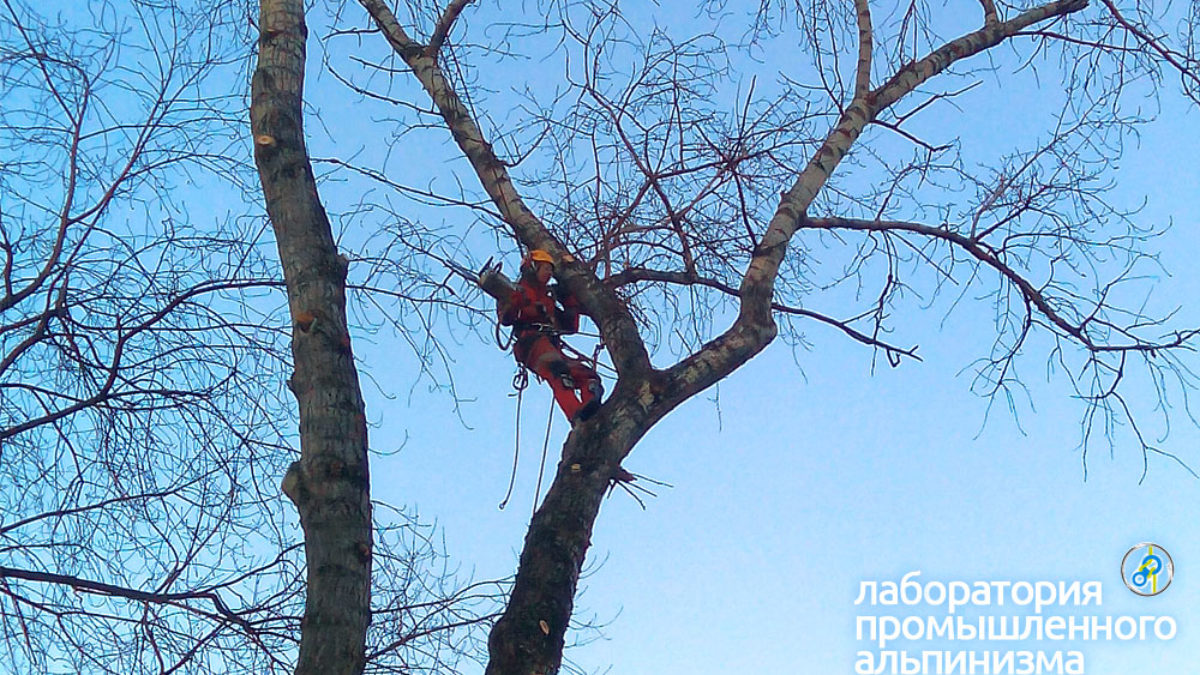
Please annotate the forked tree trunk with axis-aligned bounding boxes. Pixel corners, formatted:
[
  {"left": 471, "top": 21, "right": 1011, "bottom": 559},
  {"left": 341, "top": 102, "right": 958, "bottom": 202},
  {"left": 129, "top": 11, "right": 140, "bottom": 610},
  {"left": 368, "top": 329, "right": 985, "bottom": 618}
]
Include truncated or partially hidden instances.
[
  {"left": 251, "top": 1, "right": 373, "bottom": 673},
  {"left": 480, "top": 4, "right": 1089, "bottom": 672}
]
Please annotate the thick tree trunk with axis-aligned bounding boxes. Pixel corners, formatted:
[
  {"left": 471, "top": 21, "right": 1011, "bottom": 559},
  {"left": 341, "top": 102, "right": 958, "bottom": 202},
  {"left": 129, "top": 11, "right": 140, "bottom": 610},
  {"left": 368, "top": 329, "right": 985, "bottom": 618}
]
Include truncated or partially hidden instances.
[
  {"left": 485, "top": 449, "right": 608, "bottom": 674},
  {"left": 251, "top": 1, "right": 372, "bottom": 674},
  {"left": 485, "top": 383, "right": 677, "bottom": 675},
  {"left": 485, "top": 413, "right": 636, "bottom": 675}
]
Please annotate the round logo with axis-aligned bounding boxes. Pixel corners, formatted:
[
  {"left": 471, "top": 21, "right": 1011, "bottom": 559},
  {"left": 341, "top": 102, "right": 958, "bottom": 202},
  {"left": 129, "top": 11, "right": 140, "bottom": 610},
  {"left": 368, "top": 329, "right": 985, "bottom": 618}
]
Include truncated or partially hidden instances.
[{"left": 1121, "top": 543, "right": 1173, "bottom": 596}]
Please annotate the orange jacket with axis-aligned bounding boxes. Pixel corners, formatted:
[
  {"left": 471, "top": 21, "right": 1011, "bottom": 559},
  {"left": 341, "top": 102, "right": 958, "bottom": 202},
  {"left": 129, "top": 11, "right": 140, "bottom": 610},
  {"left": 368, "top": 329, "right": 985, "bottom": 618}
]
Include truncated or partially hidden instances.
[{"left": 500, "top": 278, "right": 581, "bottom": 347}]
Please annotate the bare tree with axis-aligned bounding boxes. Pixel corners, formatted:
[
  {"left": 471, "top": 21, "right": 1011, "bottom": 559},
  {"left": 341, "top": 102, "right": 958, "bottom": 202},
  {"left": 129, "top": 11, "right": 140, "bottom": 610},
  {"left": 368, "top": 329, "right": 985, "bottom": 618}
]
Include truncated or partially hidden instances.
[
  {"left": 289, "top": 0, "right": 1200, "bottom": 672},
  {"left": 0, "top": 2, "right": 295, "bottom": 671},
  {"left": 1, "top": 0, "right": 494, "bottom": 672}
]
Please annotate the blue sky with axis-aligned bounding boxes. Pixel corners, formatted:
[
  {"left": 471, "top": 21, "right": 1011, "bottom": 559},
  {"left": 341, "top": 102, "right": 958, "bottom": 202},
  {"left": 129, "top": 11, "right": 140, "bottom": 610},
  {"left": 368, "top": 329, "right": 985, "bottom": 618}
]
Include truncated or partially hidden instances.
[
  {"left": 354, "top": 132, "right": 1200, "bottom": 675},
  {"left": 7, "top": 1, "right": 1200, "bottom": 673},
  {"left": 339, "top": 4, "right": 1200, "bottom": 672},
  {"left": 368, "top": 230, "right": 1200, "bottom": 675}
]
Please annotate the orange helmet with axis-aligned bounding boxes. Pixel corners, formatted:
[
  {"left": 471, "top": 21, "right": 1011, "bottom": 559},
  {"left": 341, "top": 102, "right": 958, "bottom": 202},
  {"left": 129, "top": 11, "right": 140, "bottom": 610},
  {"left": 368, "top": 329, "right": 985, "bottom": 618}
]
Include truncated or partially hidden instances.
[{"left": 524, "top": 249, "right": 555, "bottom": 269}]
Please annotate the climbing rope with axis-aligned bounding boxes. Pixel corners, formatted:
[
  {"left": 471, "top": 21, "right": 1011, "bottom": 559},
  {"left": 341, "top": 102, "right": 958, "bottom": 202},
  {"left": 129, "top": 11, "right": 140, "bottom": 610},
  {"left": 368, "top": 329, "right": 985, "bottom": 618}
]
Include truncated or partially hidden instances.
[
  {"left": 494, "top": 321, "right": 514, "bottom": 351},
  {"left": 560, "top": 338, "right": 616, "bottom": 375},
  {"left": 498, "top": 367, "right": 530, "bottom": 511},
  {"left": 497, "top": 367, "right": 557, "bottom": 515},
  {"left": 532, "top": 393, "right": 555, "bottom": 516}
]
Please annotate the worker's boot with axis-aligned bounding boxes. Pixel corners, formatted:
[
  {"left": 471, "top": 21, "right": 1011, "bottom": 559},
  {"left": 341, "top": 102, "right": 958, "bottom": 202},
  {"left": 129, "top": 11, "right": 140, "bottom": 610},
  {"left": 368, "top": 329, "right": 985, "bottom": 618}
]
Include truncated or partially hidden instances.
[{"left": 574, "top": 378, "right": 604, "bottom": 422}]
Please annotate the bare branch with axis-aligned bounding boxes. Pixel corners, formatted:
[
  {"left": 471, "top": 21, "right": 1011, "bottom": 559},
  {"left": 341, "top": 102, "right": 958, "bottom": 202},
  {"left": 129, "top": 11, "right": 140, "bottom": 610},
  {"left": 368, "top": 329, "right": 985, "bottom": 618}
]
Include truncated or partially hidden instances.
[
  {"left": 607, "top": 267, "right": 920, "bottom": 361},
  {"left": 801, "top": 216, "right": 1200, "bottom": 355},
  {"left": 1098, "top": 0, "right": 1200, "bottom": 96},
  {"left": 851, "top": 0, "right": 873, "bottom": 99},
  {"left": 667, "top": 0, "right": 1089, "bottom": 405},
  {"left": 425, "top": 0, "right": 474, "bottom": 58},
  {"left": 356, "top": 0, "right": 653, "bottom": 378},
  {"left": 0, "top": 566, "right": 252, "bottom": 630},
  {"left": 979, "top": 0, "right": 999, "bottom": 26}
]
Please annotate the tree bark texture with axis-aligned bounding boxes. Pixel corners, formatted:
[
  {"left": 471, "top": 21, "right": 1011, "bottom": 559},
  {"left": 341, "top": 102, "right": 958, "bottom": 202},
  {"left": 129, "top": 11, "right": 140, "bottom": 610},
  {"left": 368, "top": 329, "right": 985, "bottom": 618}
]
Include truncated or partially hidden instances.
[
  {"left": 251, "top": 1, "right": 372, "bottom": 674},
  {"left": 484, "top": 392, "right": 668, "bottom": 675}
]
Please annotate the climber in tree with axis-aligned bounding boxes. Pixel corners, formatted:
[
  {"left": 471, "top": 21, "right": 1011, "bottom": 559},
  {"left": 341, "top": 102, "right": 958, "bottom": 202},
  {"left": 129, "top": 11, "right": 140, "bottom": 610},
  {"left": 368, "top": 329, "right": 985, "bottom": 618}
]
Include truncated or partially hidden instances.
[{"left": 499, "top": 249, "right": 603, "bottom": 423}]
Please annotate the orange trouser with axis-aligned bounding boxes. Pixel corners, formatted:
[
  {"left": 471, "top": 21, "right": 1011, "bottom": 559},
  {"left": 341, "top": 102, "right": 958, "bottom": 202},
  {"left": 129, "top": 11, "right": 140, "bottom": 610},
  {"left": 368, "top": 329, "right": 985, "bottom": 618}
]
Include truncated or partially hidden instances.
[{"left": 516, "top": 334, "right": 600, "bottom": 421}]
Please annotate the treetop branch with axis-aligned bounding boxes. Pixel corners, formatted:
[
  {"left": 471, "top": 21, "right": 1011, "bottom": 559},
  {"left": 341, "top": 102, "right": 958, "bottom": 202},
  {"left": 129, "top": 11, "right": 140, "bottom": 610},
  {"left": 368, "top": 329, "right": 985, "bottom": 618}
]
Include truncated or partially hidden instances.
[
  {"left": 800, "top": 216, "right": 1200, "bottom": 355},
  {"left": 852, "top": 0, "right": 873, "bottom": 100},
  {"left": 426, "top": 0, "right": 474, "bottom": 57},
  {"left": 607, "top": 266, "right": 920, "bottom": 362},
  {"left": 356, "top": 0, "right": 654, "bottom": 378},
  {"left": 666, "top": 0, "right": 1091, "bottom": 411}
]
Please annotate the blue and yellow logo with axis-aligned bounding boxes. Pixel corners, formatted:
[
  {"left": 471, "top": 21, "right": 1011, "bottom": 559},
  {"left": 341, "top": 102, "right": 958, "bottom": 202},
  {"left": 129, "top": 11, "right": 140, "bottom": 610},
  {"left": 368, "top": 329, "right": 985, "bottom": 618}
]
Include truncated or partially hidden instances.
[{"left": 1121, "top": 543, "right": 1174, "bottom": 596}]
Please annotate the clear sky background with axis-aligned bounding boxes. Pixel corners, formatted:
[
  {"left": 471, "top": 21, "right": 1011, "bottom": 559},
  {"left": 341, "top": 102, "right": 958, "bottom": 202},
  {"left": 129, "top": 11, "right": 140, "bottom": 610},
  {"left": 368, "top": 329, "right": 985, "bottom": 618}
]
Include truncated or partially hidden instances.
[
  {"left": 312, "top": 3, "right": 1200, "bottom": 674},
  {"left": 6, "top": 1, "right": 1199, "bottom": 673},
  {"left": 363, "top": 144, "right": 1200, "bottom": 673}
]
